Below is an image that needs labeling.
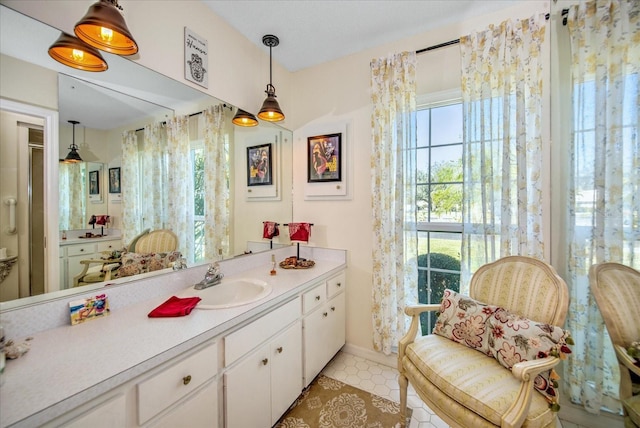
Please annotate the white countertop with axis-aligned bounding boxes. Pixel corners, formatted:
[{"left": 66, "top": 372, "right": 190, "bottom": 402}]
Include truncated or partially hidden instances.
[
  {"left": 0, "top": 249, "right": 346, "bottom": 427},
  {"left": 59, "top": 235, "right": 122, "bottom": 246}
]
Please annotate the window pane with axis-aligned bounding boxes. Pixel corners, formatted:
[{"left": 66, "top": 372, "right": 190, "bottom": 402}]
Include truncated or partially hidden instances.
[
  {"left": 430, "top": 183, "right": 462, "bottom": 222},
  {"left": 417, "top": 148, "right": 429, "bottom": 182},
  {"left": 417, "top": 109, "right": 430, "bottom": 148},
  {"left": 431, "top": 104, "right": 462, "bottom": 146},
  {"left": 417, "top": 231, "right": 462, "bottom": 334}
]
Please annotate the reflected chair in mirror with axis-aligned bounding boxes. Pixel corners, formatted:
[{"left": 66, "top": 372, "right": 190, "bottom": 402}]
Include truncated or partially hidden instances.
[
  {"left": 73, "top": 229, "right": 180, "bottom": 287},
  {"left": 134, "top": 229, "right": 178, "bottom": 253},
  {"left": 590, "top": 263, "right": 640, "bottom": 428},
  {"left": 398, "top": 256, "right": 570, "bottom": 428}
]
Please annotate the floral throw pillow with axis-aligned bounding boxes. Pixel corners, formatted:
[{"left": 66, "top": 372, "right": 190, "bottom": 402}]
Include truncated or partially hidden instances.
[
  {"left": 485, "top": 308, "right": 572, "bottom": 408},
  {"left": 432, "top": 289, "right": 499, "bottom": 354}
]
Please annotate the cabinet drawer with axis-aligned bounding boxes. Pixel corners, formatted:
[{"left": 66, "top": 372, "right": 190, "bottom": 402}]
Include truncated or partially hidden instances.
[
  {"left": 302, "top": 283, "right": 325, "bottom": 314},
  {"left": 327, "top": 272, "right": 346, "bottom": 298},
  {"left": 225, "top": 297, "right": 300, "bottom": 366},
  {"left": 97, "top": 240, "right": 121, "bottom": 252},
  {"left": 137, "top": 342, "right": 218, "bottom": 425},
  {"left": 67, "top": 243, "right": 96, "bottom": 257}
]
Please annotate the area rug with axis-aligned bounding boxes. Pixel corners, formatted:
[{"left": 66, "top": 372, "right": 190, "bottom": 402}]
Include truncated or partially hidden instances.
[{"left": 274, "top": 375, "right": 412, "bottom": 428}]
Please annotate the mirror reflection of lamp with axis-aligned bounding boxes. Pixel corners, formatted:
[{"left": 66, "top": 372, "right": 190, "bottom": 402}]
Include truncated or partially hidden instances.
[{"left": 63, "top": 120, "right": 83, "bottom": 163}]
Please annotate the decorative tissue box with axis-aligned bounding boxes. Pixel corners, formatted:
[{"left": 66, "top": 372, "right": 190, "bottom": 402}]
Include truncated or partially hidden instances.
[{"left": 69, "top": 294, "right": 110, "bottom": 325}]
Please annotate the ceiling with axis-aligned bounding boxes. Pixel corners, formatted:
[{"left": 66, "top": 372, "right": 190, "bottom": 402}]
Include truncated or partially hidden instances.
[{"left": 203, "top": 0, "right": 526, "bottom": 72}]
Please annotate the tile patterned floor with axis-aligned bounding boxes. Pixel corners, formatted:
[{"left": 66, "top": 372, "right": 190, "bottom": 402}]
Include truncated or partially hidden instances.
[
  {"left": 320, "top": 351, "right": 448, "bottom": 428},
  {"left": 320, "top": 350, "right": 589, "bottom": 428}
]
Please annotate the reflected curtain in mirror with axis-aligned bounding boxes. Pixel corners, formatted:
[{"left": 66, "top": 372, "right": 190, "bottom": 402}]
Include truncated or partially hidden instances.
[
  {"left": 166, "top": 116, "right": 194, "bottom": 262},
  {"left": 58, "top": 162, "right": 86, "bottom": 230},
  {"left": 203, "top": 105, "right": 230, "bottom": 260}
]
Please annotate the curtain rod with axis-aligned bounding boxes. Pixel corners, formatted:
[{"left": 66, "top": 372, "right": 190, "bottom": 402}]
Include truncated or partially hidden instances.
[{"left": 416, "top": 9, "right": 568, "bottom": 55}]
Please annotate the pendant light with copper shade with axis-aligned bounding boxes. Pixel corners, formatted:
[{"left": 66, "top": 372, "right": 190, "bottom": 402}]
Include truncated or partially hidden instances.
[
  {"left": 232, "top": 109, "right": 259, "bottom": 127},
  {"left": 257, "top": 35, "right": 285, "bottom": 122},
  {"left": 63, "top": 121, "right": 83, "bottom": 164},
  {"left": 74, "top": 0, "right": 138, "bottom": 56},
  {"left": 48, "top": 32, "right": 108, "bottom": 72}
]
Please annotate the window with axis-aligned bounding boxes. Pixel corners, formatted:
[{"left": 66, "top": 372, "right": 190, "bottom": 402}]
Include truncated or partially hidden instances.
[
  {"left": 416, "top": 101, "right": 463, "bottom": 333},
  {"left": 192, "top": 145, "right": 205, "bottom": 262}
]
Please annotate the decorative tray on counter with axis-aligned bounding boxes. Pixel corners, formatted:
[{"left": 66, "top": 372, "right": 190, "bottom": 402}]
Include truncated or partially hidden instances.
[
  {"left": 79, "top": 234, "right": 106, "bottom": 239},
  {"left": 279, "top": 257, "right": 315, "bottom": 269}
]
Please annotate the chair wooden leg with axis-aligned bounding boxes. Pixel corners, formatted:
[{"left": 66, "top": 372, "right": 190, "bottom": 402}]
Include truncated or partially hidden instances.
[{"left": 399, "top": 371, "right": 409, "bottom": 427}]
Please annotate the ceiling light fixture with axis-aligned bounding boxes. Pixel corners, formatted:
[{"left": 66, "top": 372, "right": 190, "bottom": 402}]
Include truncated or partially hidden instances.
[
  {"left": 64, "top": 120, "right": 83, "bottom": 163},
  {"left": 48, "top": 32, "right": 108, "bottom": 72},
  {"left": 257, "top": 35, "right": 285, "bottom": 122},
  {"left": 74, "top": 0, "right": 138, "bottom": 56},
  {"left": 232, "top": 109, "right": 259, "bottom": 127}
]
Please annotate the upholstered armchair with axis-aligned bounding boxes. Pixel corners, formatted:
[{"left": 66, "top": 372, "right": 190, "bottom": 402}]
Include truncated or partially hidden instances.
[
  {"left": 74, "top": 229, "right": 180, "bottom": 287},
  {"left": 590, "top": 263, "right": 640, "bottom": 428},
  {"left": 398, "top": 256, "right": 570, "bottom": 428}
]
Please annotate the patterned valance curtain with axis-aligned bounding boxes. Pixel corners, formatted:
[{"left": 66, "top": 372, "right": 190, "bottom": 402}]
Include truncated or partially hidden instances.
[
  {"left": 370, "top": 51, "right": 418, "bottom": 355},
  {"left": 203, "top": 105, "right": 230, "bottom": 260},
  {"left": 459, "top": 14, "right": 547, "bottom": 287},
  {"left": 58, "top": 162, "right": 86, "bottom": 231},
  {"left": 564, "top": 0, "right": 640, "bottom": 414}
]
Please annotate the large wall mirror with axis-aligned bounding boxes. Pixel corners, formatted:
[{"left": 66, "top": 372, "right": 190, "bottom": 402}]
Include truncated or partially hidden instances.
[{"left": 0, "top": 5, "right": 293, "bottom": 308}]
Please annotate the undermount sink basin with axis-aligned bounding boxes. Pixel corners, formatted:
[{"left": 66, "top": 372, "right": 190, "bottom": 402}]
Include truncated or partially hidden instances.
[{"left": 186, "top": 278, "right": 272, "bottom": 309}]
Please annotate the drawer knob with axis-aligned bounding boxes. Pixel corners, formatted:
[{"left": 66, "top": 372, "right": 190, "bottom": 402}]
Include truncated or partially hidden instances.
[
  {"left": 337, "top": 282, "right": 342, "bottom": 287},
  {"left": 80, "top": 249, "right": 84, "bottom": 252},
  {"left": 323, "top": 312, "right": 328, "bottom": 317},
  {"left": 262, "top": 358, "right": 269, "bottom": 365},
  {"left": 331, "top": 306, "right": 336, "bottom": 311},
  {"left": 277, "top": 347, "right": 283, "bottom": 353},
  {"left": 315, "top": 295, "right": 321, "bottom": 301},
  {"left": 183, "top": 375, "right": 192, "bottom": 385}
]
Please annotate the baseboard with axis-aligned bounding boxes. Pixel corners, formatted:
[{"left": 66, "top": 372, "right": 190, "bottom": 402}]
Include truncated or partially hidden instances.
[{"left": 341, "top": 343, "right": 398, "bottom": 368}]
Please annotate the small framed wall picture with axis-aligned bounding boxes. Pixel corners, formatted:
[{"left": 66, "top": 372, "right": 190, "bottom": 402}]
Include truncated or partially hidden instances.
[
  {"left": 247, "top": 143, "right": 272, "bottom": 186},
  {"left": 89, "top": 170, "right": 100, "bottom": 195},
  {"left": 184, "top": 27, "right": 208, "bottom": 88},
  {"left": 308, "top": 133, "right": 341, "bottom": 182},
  {"left": 109, "top": 167, "right": 121, "bottom": 194}
]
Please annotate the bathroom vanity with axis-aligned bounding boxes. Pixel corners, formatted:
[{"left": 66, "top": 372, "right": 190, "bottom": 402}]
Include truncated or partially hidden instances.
[{"left": 0, "top": 247, "right": 346, "bottom": 428}]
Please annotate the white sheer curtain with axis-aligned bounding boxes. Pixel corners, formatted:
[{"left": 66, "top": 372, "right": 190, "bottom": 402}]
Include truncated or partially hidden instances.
[
  {"left": 564, "top": 0, "right": 640, "bottom": 414},
  {"left": 58, "top": 162, "right": 86, "bottom": 231},
  {"left": 166, "top": 115, "right": 194, "bottom": 262},
  {"left": 121, "top": 130, "right": 139, "bottom": 245},
  {"left": 459, "top": 14, "right": 547, "bottom": 287},
  {"left": 370, "top": 51, "right": 418, "bottom": 355},
  {"left": 203, "top": 105, "right": 230, "bottom": 260}
]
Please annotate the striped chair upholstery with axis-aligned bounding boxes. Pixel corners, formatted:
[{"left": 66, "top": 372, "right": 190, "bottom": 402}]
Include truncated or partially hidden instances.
[
  {"left": 134, "top": 229, "right": 178, "bottom": 253},
  {"left": 399, "top": 256, "right": 569, "bottom": 428},
  {"left": 590, "top": 263, "right": 640, "bottom": 428}
]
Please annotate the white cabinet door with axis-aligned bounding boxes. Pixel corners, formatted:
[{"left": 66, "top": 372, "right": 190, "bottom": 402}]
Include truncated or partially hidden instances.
[
  {"left": 224, "top": 342, "right": 271, "bottom": 428},
  {"left": 270, "top": 321, "right": 302, "bottom": 426},
  {"left": 64, "top": 394, "right": 126, "bottom": 428},
  {"left": 303, "top": 292, "right": 346, "bottom": 386}
]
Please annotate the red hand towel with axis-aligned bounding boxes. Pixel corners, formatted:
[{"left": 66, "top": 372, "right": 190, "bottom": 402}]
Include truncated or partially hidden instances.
[
  {"left": 95, "top": 215, "right": 110, "bottom": 226},
  {"left": 263, "top": 221, "right": 280, "bottom": 239},
  {"left": 148, "top": 296, "right": 201, "bottom": 318},
  {"left": 289, "top": 222, "right": 311, "bottom": 242}
]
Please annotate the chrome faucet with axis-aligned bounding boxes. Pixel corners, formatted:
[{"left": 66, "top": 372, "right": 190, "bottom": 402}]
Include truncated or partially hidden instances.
[{"left": 194, "top": 262, "right": 224, "bottom": 290}]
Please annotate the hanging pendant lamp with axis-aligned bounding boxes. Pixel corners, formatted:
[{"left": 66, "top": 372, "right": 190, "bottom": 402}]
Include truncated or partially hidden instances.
[
  {"left": 74, "top": 0, "right": 138, "bottom": 56},
  {"left": 64, "top": 121, "right": 83, "bottom": 163},
  {"left": 232, "top": 109, "right": 259, "bottom": 127},
  {"left": 48, "top": 32, "right": 108, "bottom": 72},
  {"left": 257, "top": 35, "right": 285, "bottom": 122}
]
